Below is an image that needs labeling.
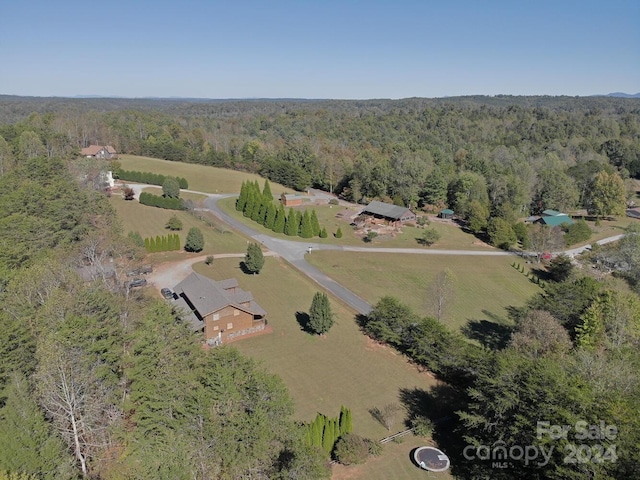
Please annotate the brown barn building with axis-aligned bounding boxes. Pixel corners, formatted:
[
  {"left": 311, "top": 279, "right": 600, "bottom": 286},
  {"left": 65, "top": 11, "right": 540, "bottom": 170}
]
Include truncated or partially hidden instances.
[
  {"left": 281, "top": 193, "right": 306, "bottom": 207},
  {"left": 361, "top": 200, "right": 416, "bottom": 225},
  {"left": 172, "top": 272, "right": 267, "bottom": 345}
]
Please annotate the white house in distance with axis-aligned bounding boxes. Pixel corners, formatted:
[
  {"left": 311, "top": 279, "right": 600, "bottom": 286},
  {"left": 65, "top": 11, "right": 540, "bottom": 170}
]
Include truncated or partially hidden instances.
[{"left": 80, "top": 145, "right": 118, "bottom": 159}]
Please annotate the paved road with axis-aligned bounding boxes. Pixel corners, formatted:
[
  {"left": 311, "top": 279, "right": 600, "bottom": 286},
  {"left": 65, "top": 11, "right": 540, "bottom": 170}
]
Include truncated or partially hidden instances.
[{"left": 129, "top": 185, "right": 626, "bottom": 316}]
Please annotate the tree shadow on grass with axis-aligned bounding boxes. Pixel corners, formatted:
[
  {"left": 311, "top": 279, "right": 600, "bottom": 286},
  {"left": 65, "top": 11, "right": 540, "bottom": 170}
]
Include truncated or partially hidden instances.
[
  {"left": 399, "top": 385, "right": 477, "bottom": 478},
  {"left": 295, "top": 311, "right": 310, "bottom": 332},
  {"left": 462, "top": 311, "right": 513, "bottom": 350}
]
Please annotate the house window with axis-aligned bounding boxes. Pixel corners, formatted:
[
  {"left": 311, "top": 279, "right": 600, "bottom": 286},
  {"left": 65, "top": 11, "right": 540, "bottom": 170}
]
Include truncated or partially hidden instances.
[
  {"left": 213, "top": 326, "right": 219, "bottom": 331},
  {"left": 213, "top": 313, "right": 220, "bottom": 321},
  {"left": 227, "top": 323, "right": 233, "bottom": 330},
  {"left": 234, "top": 309, "right": 240, "bottom": 316}
]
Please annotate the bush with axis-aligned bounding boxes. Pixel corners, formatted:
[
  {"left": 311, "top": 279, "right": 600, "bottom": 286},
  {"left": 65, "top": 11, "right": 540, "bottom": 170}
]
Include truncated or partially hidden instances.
[
  {"left": 417, "top": 227, "right": 440, "bottom": 246},
  {"left": 328, "top": 198, "right": 339, "bottom": 205},
  {"left": 335, "top": 227, "right": 343, "bottom": 238},
  {"left": 165, "top": 215, "right": 183, "bottom": 231},
  {"left": 128, "top": 231, "right": 144, "bottom": 248},
  {"left": 116, "top": 169, "right": 188, "bottom": 189},
  {"left": 185, "top": 227, "right": 204, "bottom": 252},
  {"left": 563, "top": 219, "right": 592, "bottom": 246},
  {"left": 364, "top": 231, "right": 378, "bottom": 243},
  {"left": 244, "top": 243, "right": 264, "bottom": 274},
  {"left": 139, "top": 192, "right": 185, "bottom": 210},
  {"left": 205, "top": 255, "right": 214, "bottom": 265},
  {"left": 410, "top": 416, "right": 434, "bottom": 437},
  {"left": 333, "top": 434, "right": 371, "bottom": 465},
  {"left": 416, "top": 216, "right": 430, "bottom": 227}
]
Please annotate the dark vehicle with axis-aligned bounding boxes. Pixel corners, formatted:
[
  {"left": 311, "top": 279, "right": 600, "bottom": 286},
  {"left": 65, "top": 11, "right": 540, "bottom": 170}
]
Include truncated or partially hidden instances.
[
  {"left": 126, "top": 265, "right": 153, "bottom": 276},
  {"left": 128, "top": 278, "right": 147, "bottom": 288},
  {"left": 161, "top": 288, "right": 174, "bottom": 299}
]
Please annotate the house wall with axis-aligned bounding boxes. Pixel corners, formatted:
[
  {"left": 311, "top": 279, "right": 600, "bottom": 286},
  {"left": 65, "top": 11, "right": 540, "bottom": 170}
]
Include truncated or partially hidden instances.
[{"left": 203, "top": 307, "right": 263, "bottom": 343}]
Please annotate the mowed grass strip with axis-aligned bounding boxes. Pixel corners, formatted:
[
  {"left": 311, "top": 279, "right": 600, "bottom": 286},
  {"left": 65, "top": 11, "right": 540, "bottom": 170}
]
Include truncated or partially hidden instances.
[
  {"left": 118, "top": 154, "right": 290, "bottom": 195},
  {"left": 109, "top": 196, "right": 248, "bottom": 254},
  {"left": 218, "top": 197, "right": 493, "bottom": 250},
  {"left": 306, "top": 252, "right": 540, "bottom": 331},
  {"left": 193, "top": 258, "right": 438, "bottom": 440}
]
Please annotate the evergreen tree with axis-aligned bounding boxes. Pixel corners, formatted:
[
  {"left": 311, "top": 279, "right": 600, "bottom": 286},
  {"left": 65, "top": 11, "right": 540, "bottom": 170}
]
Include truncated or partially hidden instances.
[
  {"left": 144, "top": 237, "right": 150, "bottom": 252},
  {"left": 311, "top": 210, "right": 321, "bottom": 237},
  {"left": 174, "top": 234, "right": 181, "bottom": 251},
  {"left": 262, "top": 179, "right": 272, "bottom": 199},
  {"left": 156, "top": 236, "right": 162, "bottom": 252},
  {"left": 244, "top": 243, "right": 265, "bottom": 274},
  {"left": 319, "top": 227, "right": 328, "bottom": 238},
  {"left": 185, "top": 227, "right": 204, "bottom": 252},
  {"left": 335, "top": 227, "right": 343, "bottom": 238},
  {"left": 243, "top": 189, "right": 255, "bottom": 217},
  {"left": 257, "top": 200, "right": 268, "bottom": 225},
  {"left": 236, "top": 181, "right": 247, "bottom": 211},
  {"left": 273, "top": 205, "right": 286, "bottom": 233},
  {"left": 295, "top": 211, "right": 303, "bottom": 235},
  {"left": 322, "top": 422, "right": 333, "bottom": 454},
  {"left": 161, "top": 235, "right": 168, "bottom": 251},
  {"left": 0, "top": 374, "right": 74, "bottom": 479},
  {"left": 308, "top": 292, "right": 334, "bottom": 335},
  {"left": 148, "top": 236, "right": 156, "bottom": 252},
  {"left": 285, "top": 208, "right": 297, "bottom": 236},
  {"left": 264, "top": 203, "right": 277, "bottom": 230},
  {"left": 300, "top": 210, "right": 313, "bottom": 238}
]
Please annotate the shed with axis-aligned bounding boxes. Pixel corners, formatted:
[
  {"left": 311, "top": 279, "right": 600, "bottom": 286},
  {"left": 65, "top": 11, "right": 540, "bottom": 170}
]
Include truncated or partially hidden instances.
[
  {"left": 361, "top": 201, "right": 416, "bottom": 224},
  {"left": 281, "top": 193, "right": 305, "bottom": 207},
  {"left": 439, "top": 209, "right": 454, "bottom": 220}
]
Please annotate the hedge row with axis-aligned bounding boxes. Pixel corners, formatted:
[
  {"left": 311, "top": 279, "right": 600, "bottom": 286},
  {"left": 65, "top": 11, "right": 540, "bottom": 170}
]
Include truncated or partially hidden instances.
[
  {"left": 116, "top": 169, "right": 188, "bottom": 189},
  {"left": 144, "top": 234, "right": 181, "bottom": 252},
  {"left": 139, "top": 192, "right": 185, "bottom": 210}
]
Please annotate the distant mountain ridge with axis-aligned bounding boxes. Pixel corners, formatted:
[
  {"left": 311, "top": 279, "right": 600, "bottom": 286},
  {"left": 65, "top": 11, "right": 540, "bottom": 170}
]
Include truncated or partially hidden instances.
[{"left": 606, "top": 92, "right": 640, "bottom": 98}]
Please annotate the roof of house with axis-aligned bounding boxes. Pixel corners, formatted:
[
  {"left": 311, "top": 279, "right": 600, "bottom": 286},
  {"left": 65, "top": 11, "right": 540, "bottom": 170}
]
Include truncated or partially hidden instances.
[
  {"left": 440, "top": 209, "right": 454, "bottom": 215},
  {"left": 105, "top": 145, "right": 117, "bottom": 154},
  {"left": 537, "top": 215, "right": 573, "bottom": 226},
  {"left": 173, "top": 272, "right": 266, "bottom": 318},
  {"left": 542, "top": 209, "right": 563, "bottom": 217},
  {"left": 171, "top": 296, "right": 205, "bottom": 331},
  {"left": 362, "top": 201, "right": 414, "bottom": 220},
  {"left": 80, "top": 145, "right": 105, "bottom": 156}
]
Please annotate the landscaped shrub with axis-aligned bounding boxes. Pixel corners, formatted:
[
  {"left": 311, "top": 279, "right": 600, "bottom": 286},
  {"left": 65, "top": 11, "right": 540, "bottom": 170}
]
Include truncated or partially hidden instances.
[
  {"left": 165, "top": 215, "right": 183, "bottom": 231},
  {"left": 139, "top": 192, "right": 185, "bottom": 210},
  {"left": 334, "top": 434, "right": 370, "bottom": 465},
  {"left": 143, "top": 233, "right": 180, "bottom": 252},
  {"left": 116, "top": 169, "right": 188, "bottom": 189},
  {"left": 563, "top": 219, "right": 592, "bottom": 246},
  {"left": 185, "top": 227, "right": 204, "bottom": 252}
]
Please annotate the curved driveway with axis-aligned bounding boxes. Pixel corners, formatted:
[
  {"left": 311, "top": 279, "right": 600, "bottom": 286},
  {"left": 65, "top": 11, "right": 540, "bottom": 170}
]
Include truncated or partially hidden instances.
[
  {"left": 202, "top": 195, "right": 518, "bottom": 316},
  {"left": 135, "top": 186, "right": 624, "bottom": 316}
]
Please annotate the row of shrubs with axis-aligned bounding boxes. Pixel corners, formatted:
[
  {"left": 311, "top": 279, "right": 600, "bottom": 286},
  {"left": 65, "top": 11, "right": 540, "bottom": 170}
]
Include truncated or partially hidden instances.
[
  {"left": 115, "top": 169, "right": 188, "bottom": 189},
  {"left": 144, "top": 234, "right": 181, "bottom": 252},
  {"left": 139, "top": 192, "right": 185, "bottom": 210}
]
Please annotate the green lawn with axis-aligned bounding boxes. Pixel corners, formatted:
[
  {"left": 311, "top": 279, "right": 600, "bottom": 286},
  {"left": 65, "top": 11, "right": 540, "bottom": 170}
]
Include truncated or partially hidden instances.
[
  {"left": 218, "top": 197, "right": 493, "bottom": 250},
  {"left": 332, "top": 435, "right": 453, "bottom": 480},
  {"left": 118, "top": 154, "right": 291, "bottom": 194},
  {"left": 109, "top": 196, "right": 248, "bottom": 256},
  {"left": 306, "top": 252, "right": 540, "bottom": 332},
  {"left": 192, "top": 258, "right": 439, "bottom": 440}
]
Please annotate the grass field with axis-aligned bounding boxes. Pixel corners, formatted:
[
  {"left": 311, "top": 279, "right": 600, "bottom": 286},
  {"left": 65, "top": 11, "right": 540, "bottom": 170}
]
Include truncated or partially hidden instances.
[
  {"left": 332, "top": 435, "right": 453, "bottom": 480},
  {"left": 306, "top": 252, "right": 540, "bottom": 332},
  {"left": 109, "top": 195, "right": 248, "bottom": 256},
  {"left": 192, "top": 258, "right": 439, "bottom": 441},
  {"left": 218, "top": 197, "right": 493, "bottom": 250},
  {"left": 118, "top": 154, "right": 291, "bottom": 194}
]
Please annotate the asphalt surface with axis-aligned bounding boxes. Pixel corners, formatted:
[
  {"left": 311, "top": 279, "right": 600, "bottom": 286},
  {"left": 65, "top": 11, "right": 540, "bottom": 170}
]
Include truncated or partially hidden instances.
[{"left": 129, "top": 184, "right": 625, "bottom": 317}]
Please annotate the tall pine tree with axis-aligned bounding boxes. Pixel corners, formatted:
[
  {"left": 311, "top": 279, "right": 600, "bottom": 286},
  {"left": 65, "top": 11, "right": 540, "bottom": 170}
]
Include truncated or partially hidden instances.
[
  {"left": 300, "top": 210, "right": 313, "bottom": 238},
  {"left": 311, "top": 209, "right": 321, "bottom": 237},
  {"left": 273, "top": 205, "right": 286, "bottom": 234}
]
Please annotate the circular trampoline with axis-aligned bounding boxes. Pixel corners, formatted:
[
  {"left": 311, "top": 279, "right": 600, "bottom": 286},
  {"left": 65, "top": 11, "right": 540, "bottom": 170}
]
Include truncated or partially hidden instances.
[{"left": 414, "top": 446, "right": 450, "bottom": 472}]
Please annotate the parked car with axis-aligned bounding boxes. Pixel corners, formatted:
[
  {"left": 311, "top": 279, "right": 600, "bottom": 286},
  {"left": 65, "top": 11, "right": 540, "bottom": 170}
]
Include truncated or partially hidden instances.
[
  {"left": 161, "top": 288, "right": 174, "bottom": 299},
  {"left": 128, "top": 278, "right": 147, "bottom": 288},
  {"left": 126, "top": 265, "right": 153, "bottom": 276}
]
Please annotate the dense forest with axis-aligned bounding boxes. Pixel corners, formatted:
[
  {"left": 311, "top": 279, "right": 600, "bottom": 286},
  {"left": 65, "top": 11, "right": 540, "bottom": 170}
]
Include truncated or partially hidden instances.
[
  {"left": 1, "top": 95, "right": 640, "bottom": 479},
  {"left": 1, "top": 95, "right": 639, "bottom": 219}
]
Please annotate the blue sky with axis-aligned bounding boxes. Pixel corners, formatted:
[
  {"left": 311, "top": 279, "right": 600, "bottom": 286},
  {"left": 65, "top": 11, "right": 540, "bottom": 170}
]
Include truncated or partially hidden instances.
[{"left": 1, "top": 0, "right": 638, "bottom": 99}]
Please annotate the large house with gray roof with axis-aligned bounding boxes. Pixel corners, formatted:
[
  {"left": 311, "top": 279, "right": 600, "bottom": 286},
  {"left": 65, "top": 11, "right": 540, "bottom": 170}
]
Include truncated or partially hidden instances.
[
  {"left": 360, "top": 200, "right": 416, "bottom": 225},
  {"left": 172, "top": 272, "right": 267, "bottom": 345}
]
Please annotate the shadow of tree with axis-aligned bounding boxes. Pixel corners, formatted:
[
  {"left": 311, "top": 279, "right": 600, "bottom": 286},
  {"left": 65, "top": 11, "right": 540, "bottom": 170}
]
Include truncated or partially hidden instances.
[
  {"left": 295, "top": 311, "right": 310, "bottom": 332},
  {"left": 399, "top": 385, "right": 478, "bottom": 478},
  {"left": 462, "top": 311, "right": 513, "bottom": 350}
]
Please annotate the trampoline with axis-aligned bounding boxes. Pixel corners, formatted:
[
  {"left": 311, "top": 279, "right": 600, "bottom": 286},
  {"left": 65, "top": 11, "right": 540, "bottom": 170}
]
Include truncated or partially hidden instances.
[{"left": 414, "top": 446, "right": 450, "bottom": 472}]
